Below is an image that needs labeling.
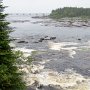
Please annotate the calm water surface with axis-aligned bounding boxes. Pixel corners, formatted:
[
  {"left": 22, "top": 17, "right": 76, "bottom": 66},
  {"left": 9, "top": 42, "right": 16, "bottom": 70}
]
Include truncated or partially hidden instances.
[{"left": 7, "top": 14, "right": 90, "bottom": 40}]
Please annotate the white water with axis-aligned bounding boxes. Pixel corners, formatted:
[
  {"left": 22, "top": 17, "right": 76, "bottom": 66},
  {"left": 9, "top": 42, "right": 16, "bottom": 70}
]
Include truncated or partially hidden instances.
[
  {"left": 13, "top": 47, "right": 90, "bottom": 90},
  {"left": 48, "top": 41, "right": 78, "bottom": 58},
  {"left": 14, "top": 47, "right": 35, "bottom": 57}
]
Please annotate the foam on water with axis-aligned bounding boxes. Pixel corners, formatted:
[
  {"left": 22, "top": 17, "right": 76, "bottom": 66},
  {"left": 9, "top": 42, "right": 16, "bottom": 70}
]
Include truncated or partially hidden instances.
[
  {"left": 48, "top": 41, "right": 78, "bottom": 58},
  {"left": 14, "top": 47, "right": 35, "bottom": 57},
  {"left": 13, "top": 46, "right": 90, "bottom": 90},
  {"left": 23, "top": 67, "right": 90, "bottom": 90}
]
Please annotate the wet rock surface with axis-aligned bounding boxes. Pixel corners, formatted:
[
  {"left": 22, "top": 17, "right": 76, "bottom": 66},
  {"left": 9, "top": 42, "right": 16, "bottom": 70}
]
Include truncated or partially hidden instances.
[{"left": 17, "top": 40, "right": 28, "bottom": 43}]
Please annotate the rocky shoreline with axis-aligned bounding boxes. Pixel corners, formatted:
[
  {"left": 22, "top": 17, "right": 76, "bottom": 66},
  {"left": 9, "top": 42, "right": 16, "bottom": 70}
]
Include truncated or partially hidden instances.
[
  {"left": 11, "top": 35, "right": 90, "bottom": 90},
  {"left": 8, "top": 14, "right": 90, "bottom": 27},
  {"left": 31, "top": 16, "right": 90, "bottom": 27}
]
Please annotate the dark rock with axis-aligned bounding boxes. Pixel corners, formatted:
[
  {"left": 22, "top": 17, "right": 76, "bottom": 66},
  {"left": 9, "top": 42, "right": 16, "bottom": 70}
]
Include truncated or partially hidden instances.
[
  {"left": 39, "top": 38, "right": 44, "bottom": 42},
  {"left": 45, "top": 24, "right": 48, "bottom": 26},
  {"left": 32, "top": 16, "right": 40, "bottom": 18},
  {"left": 33, "top": 41, "right": 39, "bottom": 43},
  {"left": 78, "top": 38, "right": 81, "bottom": 41},
  {"left": 44, "top": 36, "right": 56, "bottom": 40},
  {"left": 37, "top": 84, "right": 43, "bottom": 89},
  {"left": 50, "top": 37, "right": 56, "bottom": 40},
  {"left": 36, "top": 36, "right": 56, "bottom": 43},
  {"left": 12, "top": 20, "right": 30, "bottom": 23},
  {"left": 44, "top": 37, "right": 51, "bottom": 40},
  {"left": 44, "top": 36, "right": 48, "bottom": 38},
  {"left": 82, "top": 24, "right": 87, "bottom": 26},
  {"left": 17, "top": 41, "right": 28, "bottom": 43}
]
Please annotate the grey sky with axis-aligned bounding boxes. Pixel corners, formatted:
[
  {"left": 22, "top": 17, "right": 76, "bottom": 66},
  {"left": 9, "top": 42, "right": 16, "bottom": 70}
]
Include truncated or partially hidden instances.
[{"left": 3, "top": 0, "right": 90, "bottom": 13}]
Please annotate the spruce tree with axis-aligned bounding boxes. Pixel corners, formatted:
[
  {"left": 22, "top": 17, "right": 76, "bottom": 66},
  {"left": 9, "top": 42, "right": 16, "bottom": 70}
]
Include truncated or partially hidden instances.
[{"left": 0, "top": 1, "right": 25, "bottom": 90}]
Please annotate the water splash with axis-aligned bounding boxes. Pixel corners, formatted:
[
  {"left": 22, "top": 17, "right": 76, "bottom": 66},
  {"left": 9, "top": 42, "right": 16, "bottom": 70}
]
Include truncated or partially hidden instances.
[
  {"left": 48, "top": 41, "right": 78, "bottom": 58},
  {"left": 13, "top": 47, "right": 90, "bottom": 90}
]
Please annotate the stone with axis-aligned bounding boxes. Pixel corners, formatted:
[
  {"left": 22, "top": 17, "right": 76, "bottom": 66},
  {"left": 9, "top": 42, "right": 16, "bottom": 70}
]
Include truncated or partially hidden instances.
[
  {"left": 50, "top": 37, "right": 56, "bottom": 40},
  {"left": 78, "top": 38, "right": 81, "bottom": 41},
  {"left": 38, "top": 38, "right": 44, "bottom": 42},
  {"left": 44, "top": 37, "right": 51, "bottom": 40},
  {"left": 44, "top": 36, "right": 48, "bottom": 38},
  {"left": 33, "top": 41, "right": 39, "bottom": 43},
  {"left": 17, "top": 41, "right": 28, "bottom": 43},
  {"left": 37, "top": 84, "right": 43, "bottom": 89}
]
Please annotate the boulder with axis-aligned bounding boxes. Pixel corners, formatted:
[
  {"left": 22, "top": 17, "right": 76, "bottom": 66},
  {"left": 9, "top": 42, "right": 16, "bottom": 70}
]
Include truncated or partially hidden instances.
[
  {"left": 38, "top": 38, "right": 44, "bottom": 42},
  {"left": 34, "top": 36, "right": 56, "bottom": 43},
  {"left": 44, "top": 36, "right": 48, "bottom": 38},
  {"left": 50, "top": 37, "right": 56, "bottom": 40},
  {"left": 44, "top": 37, "right": 51, "bottom": 40},
  {"left": 78, "top": 38, "right": 81, "bottom": 41},
  {"left": 33, "top": 41, "right": 39, "bottom": 43},
  {"left": 37, "top": 84, "right": 43, "bottom": 89}
]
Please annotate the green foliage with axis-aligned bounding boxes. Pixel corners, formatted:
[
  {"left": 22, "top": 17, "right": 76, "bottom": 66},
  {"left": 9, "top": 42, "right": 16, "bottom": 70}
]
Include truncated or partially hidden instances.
[
  {"left": 0, "top": 1, "right": 26, "bottom": 90},
  {"left": 15, "top": 51, "right": 24, "bottom": 58},
  {"left": 27, "top": 56, "right": 34, "bottom": 64},
  {"left": 50, "top": 7, "right": 90, "bottom": 19}
]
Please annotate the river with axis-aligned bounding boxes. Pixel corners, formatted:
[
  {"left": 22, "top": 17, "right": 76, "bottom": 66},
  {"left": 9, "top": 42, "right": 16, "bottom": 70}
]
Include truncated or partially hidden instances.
[{"left": 7, "top": 14, "right": 90, "bottom": 90}]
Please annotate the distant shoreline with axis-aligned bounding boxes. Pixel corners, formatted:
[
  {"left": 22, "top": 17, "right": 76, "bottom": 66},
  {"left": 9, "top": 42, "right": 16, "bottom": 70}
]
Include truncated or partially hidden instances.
[
  {"left": 7, "top": 13, "right": 90, "bottom": 27},
  {"left": 31, "top": 16, "right": 90, "bottom": 27}
]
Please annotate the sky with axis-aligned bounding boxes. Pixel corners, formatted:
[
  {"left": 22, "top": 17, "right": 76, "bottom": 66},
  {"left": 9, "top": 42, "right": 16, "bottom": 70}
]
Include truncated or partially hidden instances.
[{"left": 3, "top": 0, "right": 90, "bottom": 13}]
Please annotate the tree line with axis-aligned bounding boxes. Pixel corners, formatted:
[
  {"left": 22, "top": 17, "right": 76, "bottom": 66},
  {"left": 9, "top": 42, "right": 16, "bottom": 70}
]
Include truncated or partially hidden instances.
[
  {"left": 49, "top": 7, "right": 90, "bottom": 19},
  {"left": 0, "top": 1, "right": 25, "bottom": 90}
]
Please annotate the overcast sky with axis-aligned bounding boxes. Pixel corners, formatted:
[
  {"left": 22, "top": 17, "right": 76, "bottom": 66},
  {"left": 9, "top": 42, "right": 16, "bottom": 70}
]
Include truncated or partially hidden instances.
[{"left": 3, "top": 0, "right": 90, "bottom": 13}]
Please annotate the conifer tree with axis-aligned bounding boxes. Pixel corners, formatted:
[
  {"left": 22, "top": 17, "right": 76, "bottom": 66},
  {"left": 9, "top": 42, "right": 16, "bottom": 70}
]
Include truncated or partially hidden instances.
[{"left": 0, "top": 1, "right": 25, "bottom": 90}]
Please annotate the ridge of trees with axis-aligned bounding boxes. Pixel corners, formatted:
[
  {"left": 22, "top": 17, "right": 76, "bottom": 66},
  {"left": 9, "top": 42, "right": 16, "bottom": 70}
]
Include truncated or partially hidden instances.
[{"left": 49, "top": 7, "right": 90, "bottom": 19}]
